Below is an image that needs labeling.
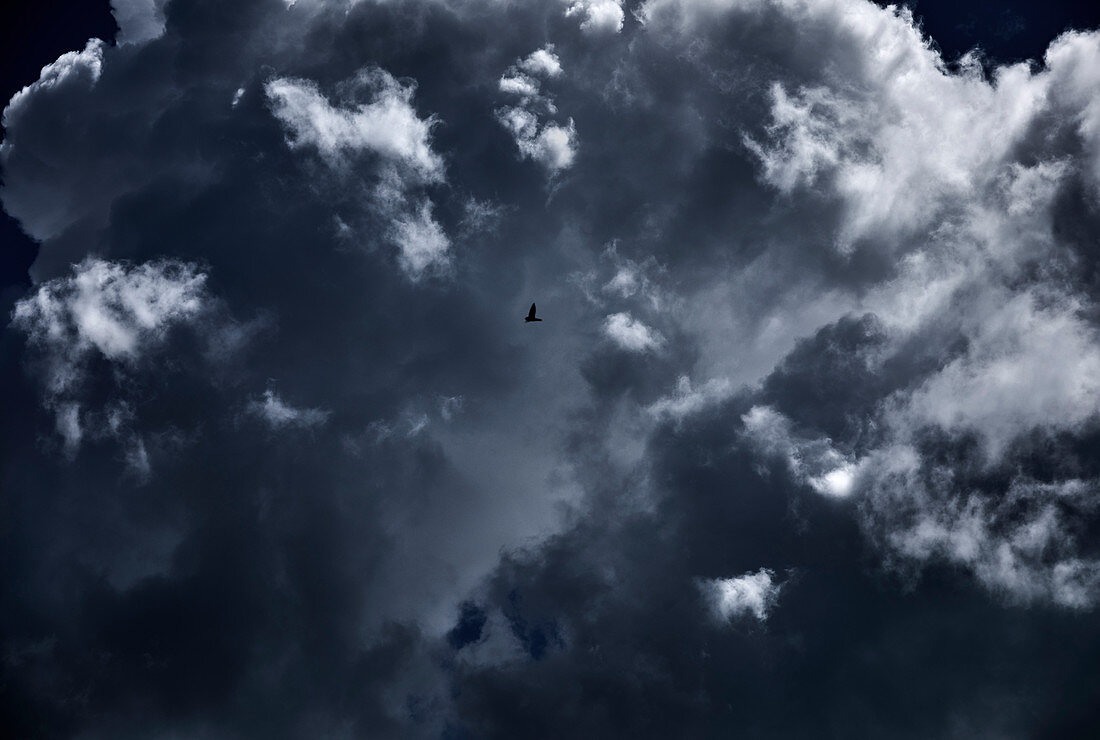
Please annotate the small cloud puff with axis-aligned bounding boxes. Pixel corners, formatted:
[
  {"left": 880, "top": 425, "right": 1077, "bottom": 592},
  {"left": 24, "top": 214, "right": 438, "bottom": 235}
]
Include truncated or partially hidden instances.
[
  {"left": 699, "top": 568, "right": 784, "bottom": 623},
  {"left": 602, "top": 312, "right": 664, "bottom": 352},
  {"left": 248, "top": 390, "right": 330, "bottom": 429},
  {"left": 566, "top": 0, "right": 625, "bottom": 34}
]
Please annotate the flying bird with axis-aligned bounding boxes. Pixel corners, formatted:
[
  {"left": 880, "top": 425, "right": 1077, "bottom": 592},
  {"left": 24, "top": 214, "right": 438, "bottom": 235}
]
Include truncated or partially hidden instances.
[{"left": 525, "top": 303, "right": 542, "bottom": 323}]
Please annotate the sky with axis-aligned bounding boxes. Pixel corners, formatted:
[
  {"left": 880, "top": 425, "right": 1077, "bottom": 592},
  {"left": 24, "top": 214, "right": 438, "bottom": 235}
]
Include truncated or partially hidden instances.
[{"left": 3, "top": 0, "right": 1100, "bottom": 737}]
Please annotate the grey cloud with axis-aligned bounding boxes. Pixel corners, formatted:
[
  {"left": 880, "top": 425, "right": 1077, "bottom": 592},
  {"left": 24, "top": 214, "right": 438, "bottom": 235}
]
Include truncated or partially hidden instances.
[
  {"left": 5, "top": 0, "right": 1100, "bottom": 736},
  {"left": 111, "top": 0, "right": 170, "bottom": 45},
  {"left": 246, "top": 388, "right": 330, "bottom": 429}
]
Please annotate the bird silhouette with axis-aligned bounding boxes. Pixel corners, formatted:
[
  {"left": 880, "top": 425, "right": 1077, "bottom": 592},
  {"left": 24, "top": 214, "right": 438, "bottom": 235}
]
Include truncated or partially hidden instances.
[{"left": 525, "top": 303, "right": 542, "bottom": 322}]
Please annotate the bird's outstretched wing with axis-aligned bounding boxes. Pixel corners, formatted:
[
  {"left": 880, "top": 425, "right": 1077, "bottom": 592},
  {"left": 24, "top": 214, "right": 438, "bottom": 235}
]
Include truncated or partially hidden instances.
[{"left": 528, "top": 303, "right": 537, "bottom": 320}]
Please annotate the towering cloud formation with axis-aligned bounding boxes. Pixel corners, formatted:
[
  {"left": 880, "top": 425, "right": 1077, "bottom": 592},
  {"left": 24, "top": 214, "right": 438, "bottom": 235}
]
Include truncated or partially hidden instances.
[{"left": 5, "top": 0, "right": 1100, "bottom": 736}]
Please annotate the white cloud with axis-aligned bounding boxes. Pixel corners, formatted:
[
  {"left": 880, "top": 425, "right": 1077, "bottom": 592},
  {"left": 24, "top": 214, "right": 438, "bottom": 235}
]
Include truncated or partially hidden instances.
[
  {"left": 602, "top": 312, "right": 663, "bottom": 352},
  {"left": 566, "top": 0, "right": 625, "bottom": 34},
  {"left": 12, "top": 258, "right": 208, "bottom": 396},
  {"left": 391, "top": 201, "right": 451, "bottom": 279},
  {"left": 647, "top": 376, "right": 732, "bottom": 420},
  {"left": 498, "top": 74, "right": 539, "bottom": 98},
  {"left": 742, "top": 406, "right": 855, "bottom": 498},
  {"left": 497, "top": 48, "right": 577, "bottom": 175},
  {"left": 525, "top": 122, "right": 577, "bottom": 171},
  {"left": 111, "top": 0, "right": 170, "bottom": 45},
  {"left": 699, "top": 568, "right": 784, "bottom": 622},
  {"left": 573, "top": 243, "right": 669, "bottom": 316},
  {"left": 497, "top": 110, "right": 578, "bottom": 174},
  {"left": 604, "top": 266, "right": 640, "bottom": 297},
  {"left": 1, "top": 38, "right": 113, "bottom": 242},
  {"left": 11, "top": 258, "right": 216, "bottom": 461},
  {"left": 265, "top": 69, "right": 443, "bottom": 181},
  {"left": 439, "top": 395, "right": 464, "bottom": 422},
  {"left": 896, "top": 290, "right": 1100, "bottom": 459},
  {"left": 124, "top": 436, "right": 152, "bottom": 480},
  {"left": 248, "top": 390, "right": 330, "bottom": 429},
  {"left": 267, "top": 69, "right": 451, "bottom": 279},
  {"left": 1043, "top": 31, "right": 1100, "bottom": 187},
  {"left": 2, "top": 39, "right": 105, "bottom": 127}
]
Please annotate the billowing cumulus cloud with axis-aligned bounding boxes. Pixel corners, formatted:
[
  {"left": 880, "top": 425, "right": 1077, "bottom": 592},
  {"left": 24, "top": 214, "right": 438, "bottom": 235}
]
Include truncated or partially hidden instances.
[
  {"left": 496, "top": 46, "right": 577, "bottom": 175},
  {"left": 647, "top": 375, "right": 732, "bottom": 420},
  {"left": 11, "top": 257, "right": 216, "bottom": 455},
  {"left": 1, "top": 39, "right": 106, "bottom": 242},
  {"left": 5, "top": 0, "right": 1100, "bottom": 736},
  {"left": 266, "top": 68, "right": 450, "bottom": 278},
  {"left": 265, "top": 70, "right": 442, "bottom": 180},
  {"left": 3, "top": 39, "right": 104, "bottom": 125},
  {"left": 602, "top": 311, "right": 664, "bottom": 351},
  {"left": 566, "top": 0, "right": 625, "bottom": 35}
]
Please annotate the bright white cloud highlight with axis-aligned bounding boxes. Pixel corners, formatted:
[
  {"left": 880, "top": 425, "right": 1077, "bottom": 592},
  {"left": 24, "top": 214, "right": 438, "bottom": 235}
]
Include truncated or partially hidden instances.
[
  {"left": 742, "top": 406, "right": 855, "bottom": 498},
  {"left": 520, "top": 47, "right": 564, "bottom": 78},
  {"left": 265, "top": 69, "right": 443, "bottom": 181},
  {"left": 566, "top": 0, "right": 625, "bottom": 34},
  {"left": 700, "top": 568, "right": 783, "bottom": 622},
  {"left": 12, "top": 258, "right": 211, "bottom": 457},
  {"left": 602, "top": 312, "right": 663, "bottom": 352},
  {"left": 497, "top": 47, "right": 577, "bottom": 175},
  {"left": 392, "top": 201, "right": 451, "bottom": 279}
]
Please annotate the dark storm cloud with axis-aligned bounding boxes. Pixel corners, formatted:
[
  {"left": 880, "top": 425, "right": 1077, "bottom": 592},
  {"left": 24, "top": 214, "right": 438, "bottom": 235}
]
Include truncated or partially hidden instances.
[{"left": 5, "top": 0, "right": 1100, "bottom": 736}]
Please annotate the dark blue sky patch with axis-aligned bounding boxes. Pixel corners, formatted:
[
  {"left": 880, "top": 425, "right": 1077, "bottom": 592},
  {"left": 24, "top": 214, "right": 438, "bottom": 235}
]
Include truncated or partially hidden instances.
[{"left": 447, "top": 601, "right": 488, "bottom": 650}]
